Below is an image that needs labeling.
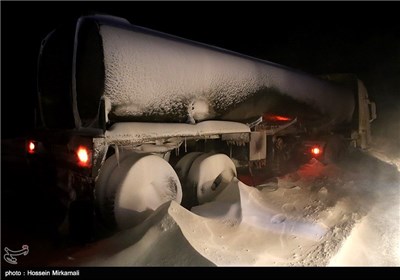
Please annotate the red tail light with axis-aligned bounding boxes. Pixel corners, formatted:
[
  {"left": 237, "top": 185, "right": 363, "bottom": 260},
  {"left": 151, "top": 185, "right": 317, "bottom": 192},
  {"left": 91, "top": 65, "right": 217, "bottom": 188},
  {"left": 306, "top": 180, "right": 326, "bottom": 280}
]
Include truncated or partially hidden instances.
[
  {"left": 77, "top": 146, "right": 90, "bottom": 166},
  {"left": 27, "top": 141, "right": 36, "bottom": 154},
  {"left": 311, "top": 147, "right": 321, "bottom": 156},
  {"left": 263, "top": 114, "right": 292, "bottom": 122},
  {"left": 274, "top": 115, "right": 291, "bottom": 121}
]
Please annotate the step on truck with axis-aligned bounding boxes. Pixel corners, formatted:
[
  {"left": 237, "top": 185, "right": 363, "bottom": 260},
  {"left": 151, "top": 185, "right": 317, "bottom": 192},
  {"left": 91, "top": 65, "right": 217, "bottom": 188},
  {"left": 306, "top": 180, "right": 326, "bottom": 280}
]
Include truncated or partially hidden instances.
[{"left": 27, "top": 15, "right": 376, "bottom": 239}]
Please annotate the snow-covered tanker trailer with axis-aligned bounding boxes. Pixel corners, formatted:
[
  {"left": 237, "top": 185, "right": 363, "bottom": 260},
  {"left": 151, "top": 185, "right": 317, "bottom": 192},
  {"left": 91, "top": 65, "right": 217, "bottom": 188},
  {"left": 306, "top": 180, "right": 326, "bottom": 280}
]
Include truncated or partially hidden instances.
[{"left": 27, "top": 15, "right": 376, "bottom": 239}]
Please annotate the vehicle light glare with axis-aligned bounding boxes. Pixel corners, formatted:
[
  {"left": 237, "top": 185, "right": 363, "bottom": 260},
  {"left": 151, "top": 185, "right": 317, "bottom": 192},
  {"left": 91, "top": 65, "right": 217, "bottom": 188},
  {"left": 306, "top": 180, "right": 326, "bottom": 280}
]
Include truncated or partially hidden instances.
[
  {"left": 311, "top": 147, "right": 321, "bottom": 155},
  {"left": 77, "top": 147, "right": 89, "bottom": 164},
  {"left": 28, "top": 141, "right": 36, "bottom": 154}
]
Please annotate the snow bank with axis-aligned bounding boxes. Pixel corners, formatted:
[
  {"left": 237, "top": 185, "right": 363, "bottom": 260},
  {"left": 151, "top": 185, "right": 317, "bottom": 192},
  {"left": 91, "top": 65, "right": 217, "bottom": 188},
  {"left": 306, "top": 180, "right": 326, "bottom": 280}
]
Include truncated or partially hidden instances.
[
  {"left": 62, "top": 202, "right": 215, "bottom": 267},
  {"left": 176, "top": 170, "right": 352, "bottom": 266},
  {"left": 191, "top": 178, "right": 243, "bottom": 223},
  {"left": 329, "top": 200, "right": 400, "bottom": 266},
  {"left": 98, "top": 20, "right": 354, "bottom": 124},
  {"left": 57, "top": 153, "right": 399, "bottom": 266},
  {"left": 329, "top": 152, "right": 400, "bottom": 266}
]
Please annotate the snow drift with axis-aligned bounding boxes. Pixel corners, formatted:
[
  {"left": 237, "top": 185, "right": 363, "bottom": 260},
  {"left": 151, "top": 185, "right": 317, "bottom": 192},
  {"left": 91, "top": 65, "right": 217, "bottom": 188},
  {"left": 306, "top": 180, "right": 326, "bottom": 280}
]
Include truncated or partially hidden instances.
[
  {"left": 54, "top": 157, "right": 396, "bottom": 267},
  {"left": 57, "top": 201, "right": 216, "bottom": 266}
]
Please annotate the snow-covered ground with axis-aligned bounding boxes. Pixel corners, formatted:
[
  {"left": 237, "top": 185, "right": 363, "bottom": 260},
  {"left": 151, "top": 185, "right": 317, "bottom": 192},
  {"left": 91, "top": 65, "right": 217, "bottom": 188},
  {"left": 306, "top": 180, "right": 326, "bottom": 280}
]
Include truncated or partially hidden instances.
[
  {"left": 54, "top": 147, "right": 399, "bottom": 267},
  {"left": 329, "top": 150, "right": 400, "bottom": 266}
]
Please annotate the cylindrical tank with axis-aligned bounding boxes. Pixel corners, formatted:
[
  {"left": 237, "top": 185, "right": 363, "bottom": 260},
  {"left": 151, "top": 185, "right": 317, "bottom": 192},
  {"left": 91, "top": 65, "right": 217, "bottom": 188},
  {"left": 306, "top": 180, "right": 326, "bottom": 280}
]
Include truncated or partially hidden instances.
[{"left": 39, "top": 15, "right": 355, "bottom": 129}]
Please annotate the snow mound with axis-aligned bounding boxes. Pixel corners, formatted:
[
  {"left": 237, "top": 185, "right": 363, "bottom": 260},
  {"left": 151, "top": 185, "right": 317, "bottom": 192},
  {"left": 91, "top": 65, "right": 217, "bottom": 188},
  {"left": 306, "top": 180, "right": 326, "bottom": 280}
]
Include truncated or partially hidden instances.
[
  {"left": 177, "top": 175, "right": 338, "bottom": 265},
  {"left": 56, "top": 156, "right": 399, "bottom": 266},
  {"left": 191, "top": 177, "right": 243, "bottom": 223},
  {"left": 329, "top": 152, "right": 400, "bottom": 266},
  {"left": 187, "top": 98, "right": 216, "bottom": 124},
  {"left": 64, "top": 201, "right": 216, "bottom": 267}
]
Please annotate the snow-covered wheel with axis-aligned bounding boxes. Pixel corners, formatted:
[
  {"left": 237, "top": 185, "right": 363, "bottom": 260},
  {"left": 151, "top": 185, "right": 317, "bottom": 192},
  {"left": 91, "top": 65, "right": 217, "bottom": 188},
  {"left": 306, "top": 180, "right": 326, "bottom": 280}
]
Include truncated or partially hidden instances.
[
  {"left": 175, "top": 152, "right": 204, "bottom": 183},
  {"left": 95, "top": 153, "right": 182, "bottom": 230},
  {"left": 174, "top": 152, "right": 204, "bottom": 208},
  {"left": 186, "top": 153, "right": 237, "bottom": 207}
]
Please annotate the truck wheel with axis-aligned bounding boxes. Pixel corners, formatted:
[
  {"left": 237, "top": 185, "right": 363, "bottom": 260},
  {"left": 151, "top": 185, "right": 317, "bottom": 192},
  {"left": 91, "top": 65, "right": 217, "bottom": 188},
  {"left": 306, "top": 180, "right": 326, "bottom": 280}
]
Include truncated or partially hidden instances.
[
  {"left": 186, "top": 153, "right": 237, "bottom": 207},
  {"left": 95, "top": 153, "right": 182, "bottom": 230},
  {"left": 175, "top": 152, "right": 204, "bottom": 181},
  {"left": 175, "top": 152, "right": 204, "bottom": 208}
]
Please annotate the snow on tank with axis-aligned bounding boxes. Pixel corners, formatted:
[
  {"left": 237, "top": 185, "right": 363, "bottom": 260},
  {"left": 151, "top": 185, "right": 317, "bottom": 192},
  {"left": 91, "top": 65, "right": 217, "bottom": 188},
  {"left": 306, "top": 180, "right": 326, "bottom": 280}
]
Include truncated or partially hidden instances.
[{"left": 40, "top": 15, "right": 355, "bottom": 129}]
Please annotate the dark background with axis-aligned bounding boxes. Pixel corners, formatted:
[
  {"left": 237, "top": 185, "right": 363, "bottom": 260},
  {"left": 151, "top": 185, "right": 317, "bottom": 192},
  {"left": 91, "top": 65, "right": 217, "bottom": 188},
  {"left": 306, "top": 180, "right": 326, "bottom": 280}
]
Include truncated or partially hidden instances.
[{"left": 1, "top": 1, "right": 400, "bottom": 140}]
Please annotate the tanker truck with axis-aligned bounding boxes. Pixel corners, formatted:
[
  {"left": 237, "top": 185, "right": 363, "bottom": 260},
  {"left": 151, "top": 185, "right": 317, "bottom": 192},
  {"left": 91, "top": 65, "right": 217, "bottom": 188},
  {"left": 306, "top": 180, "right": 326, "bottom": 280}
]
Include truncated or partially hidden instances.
[{"left": 26, "top": 15, "right": 376, "bottom": 239}]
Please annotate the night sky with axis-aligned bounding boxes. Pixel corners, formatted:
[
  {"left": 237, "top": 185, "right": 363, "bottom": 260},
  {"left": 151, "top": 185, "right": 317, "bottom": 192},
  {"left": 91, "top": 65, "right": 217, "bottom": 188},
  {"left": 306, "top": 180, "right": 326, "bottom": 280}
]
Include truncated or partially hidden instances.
[{"left": 2, "top": 1, "right": 399, "bottom": 139}]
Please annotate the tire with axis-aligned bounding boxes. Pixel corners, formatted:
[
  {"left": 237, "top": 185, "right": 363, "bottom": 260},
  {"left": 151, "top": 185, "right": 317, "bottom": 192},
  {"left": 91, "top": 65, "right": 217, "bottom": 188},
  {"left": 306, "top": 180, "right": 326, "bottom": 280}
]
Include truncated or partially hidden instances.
[
  {"left": 95, "top": 151, "right": 132, "bottom": 228},
  {"left": 95, "top": 153, "right": 182, "bottom": 230},
  {"left": 175, "top": 152, "right": 204, "bottom": 183},
  {"left": 186, "top": 153, "right": 237, "bottom": 207},
  {"left": 175, "top": 152, "right": 205, "bottom": 208}
]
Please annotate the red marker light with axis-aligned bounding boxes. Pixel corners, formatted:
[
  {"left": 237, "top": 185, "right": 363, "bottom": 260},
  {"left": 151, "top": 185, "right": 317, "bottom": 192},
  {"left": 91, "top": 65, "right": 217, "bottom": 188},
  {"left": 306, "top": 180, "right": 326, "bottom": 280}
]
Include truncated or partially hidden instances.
[
  {"left": 274, "top": 115, "right": 291, "bottom": 121},
  {"left": 263, "top": 114, "right": 292, "bottom": 122},
  {"left": 311, "top": 147, "right": 321, "bottom": 155},
  {"left": 77, "top": 147, "right": 89, "bottom": 165},
  {"left": 28, "top": 141, "right": 36, "bottom": 154}
]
